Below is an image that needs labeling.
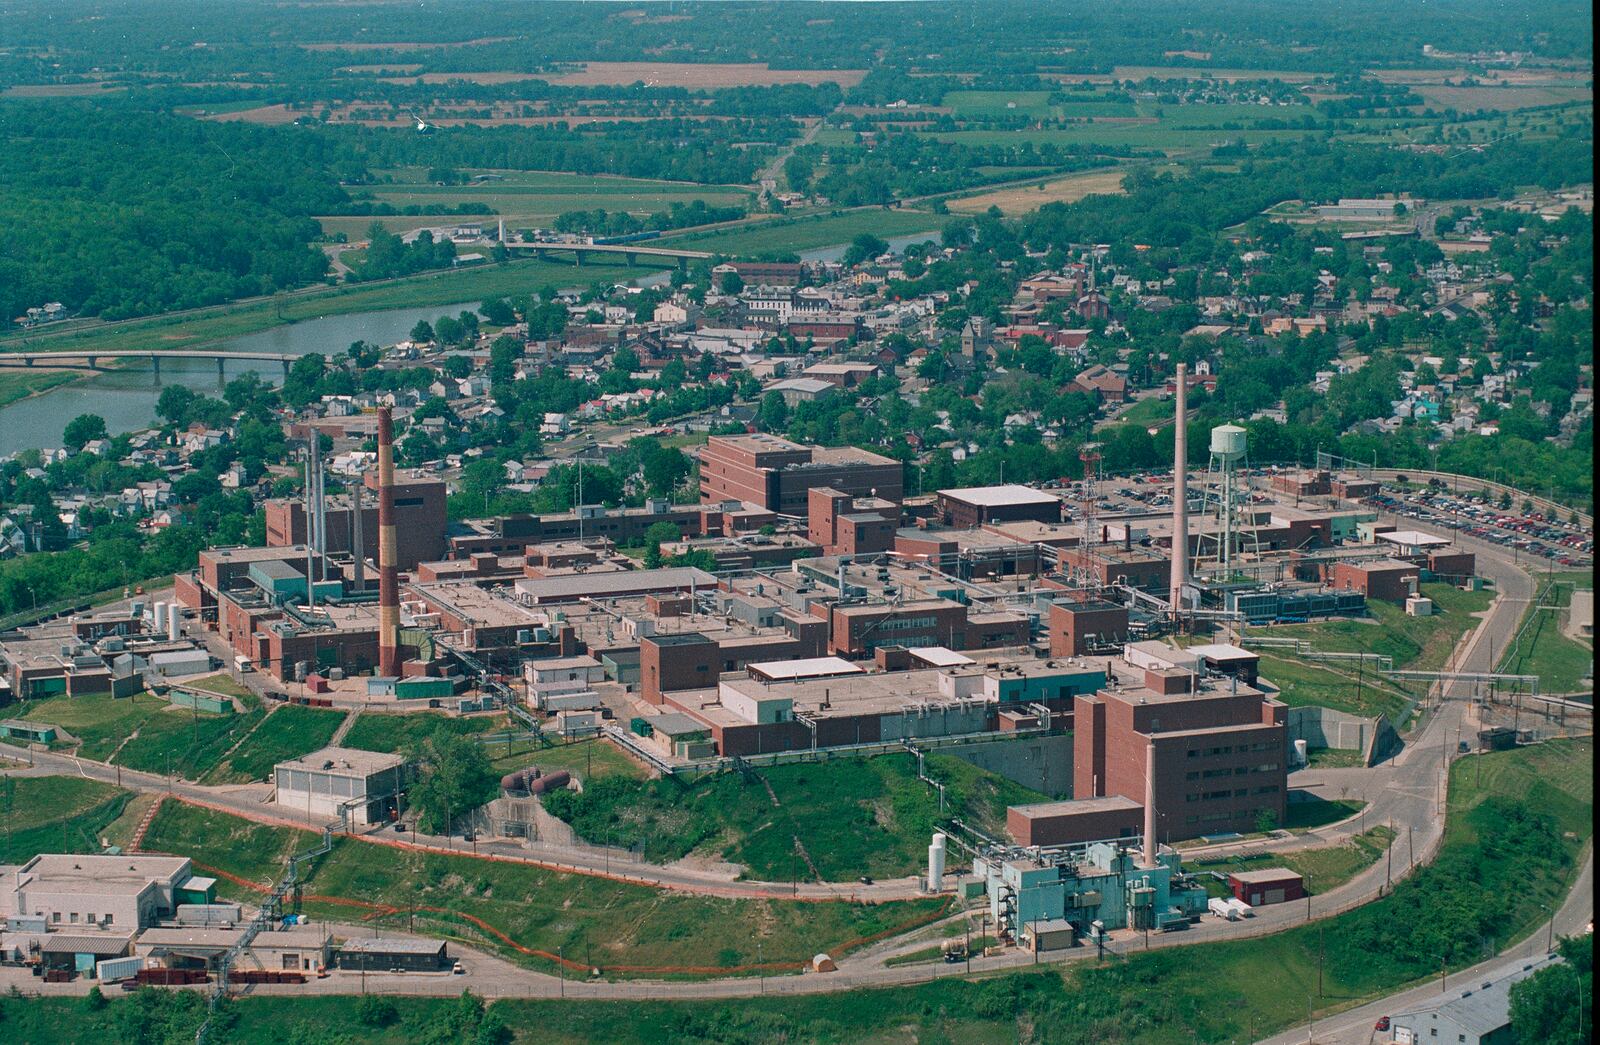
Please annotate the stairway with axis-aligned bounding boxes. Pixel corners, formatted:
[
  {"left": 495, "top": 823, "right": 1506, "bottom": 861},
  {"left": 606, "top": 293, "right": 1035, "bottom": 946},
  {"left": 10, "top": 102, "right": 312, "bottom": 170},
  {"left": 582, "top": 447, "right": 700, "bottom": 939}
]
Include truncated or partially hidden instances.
[{"left": 128, "top": 793, "right": 169, "bottom": 852}]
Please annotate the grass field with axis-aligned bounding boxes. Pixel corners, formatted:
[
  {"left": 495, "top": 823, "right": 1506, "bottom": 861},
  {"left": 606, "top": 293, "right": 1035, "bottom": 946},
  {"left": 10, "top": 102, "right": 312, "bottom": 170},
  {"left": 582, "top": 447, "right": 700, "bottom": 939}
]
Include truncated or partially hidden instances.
[
  {"left": 182, "top": 672, "right": 261, "bottom": 707},
  {"left": 114, "top": 703, "right": 267, "bottom": 781},
  {"left": 1499, "top": 575, "right": 1593, "bottom": 693},
  {"left": 664, "top": 209, "right": 940, "bottom": 257},
  {"left": 543, "top": 751, "right": 1046, "bottom": 880},
  {"left": 1185, "top": 824, "right": 1396, "bottom": 898},
  {"left": 1284, "top": 797, "right": 1365, "bottom": 833},
  {"left": 0, "top": 369, "right": 78, "bottom": 407},
  {"left": 485, "top": 734, "right": 648, "bottom": 782},
  {"left": 0, "top": 255, "right": 650, "bottom": 361},
  {"left": 319, "top": 168, "right": 754, "bottom": 239},
  {"left": 1256, "top": 652, "right": 1412, "bottom": 722},
  {"left": 30, "top": 739, "right": 1588, "bottom": 1043},
  {"left": 0, "top": 776, "right": 129, "bottom": 864},
  {"left": 202, "top": 705, "right": 346, "bottom": 784},
  {"left": 342, "top": 710, "right": 503, "bottom": 753},
  {"left": 947, "top": 166, "right": 1129, "bottom": 215},
  {"left": 923, "top": 100, "right": 1332, "bottom": 153},
  {"left": 139, "top": 801, "right": 948, "bottom": 977},
  {"left": 542, "top": 61, "right": 867, "bottom": 88},
  {"left": 5, "top": 691, "right": 159, "bottom": 761}
]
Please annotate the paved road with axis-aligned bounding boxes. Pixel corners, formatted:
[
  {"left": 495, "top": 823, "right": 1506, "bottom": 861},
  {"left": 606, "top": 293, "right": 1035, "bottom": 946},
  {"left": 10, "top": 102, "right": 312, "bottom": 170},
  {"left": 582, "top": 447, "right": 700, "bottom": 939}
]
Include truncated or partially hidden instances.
[{"left": 1256, "top": 849, "right": 1593, "bottom": 1045}]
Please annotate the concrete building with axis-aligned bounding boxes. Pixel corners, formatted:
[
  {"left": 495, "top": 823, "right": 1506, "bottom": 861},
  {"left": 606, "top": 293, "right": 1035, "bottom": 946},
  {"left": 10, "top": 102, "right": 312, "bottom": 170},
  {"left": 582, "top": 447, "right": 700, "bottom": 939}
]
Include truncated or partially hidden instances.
[
  {"left": 1388, "top": 954, "right": 1561, "bottom": 1045},
  {"left": 1226, "top": 868, "right": 1304, "bottom": 907},
  {"left": 697, "top": 433, "right": 903, "bottom": 515},
  {"left": 0, "top": 854, "right": 194, "bottom": 932},
  {"left": 273, "top": 747, "right": 414, "bottom": 826}
]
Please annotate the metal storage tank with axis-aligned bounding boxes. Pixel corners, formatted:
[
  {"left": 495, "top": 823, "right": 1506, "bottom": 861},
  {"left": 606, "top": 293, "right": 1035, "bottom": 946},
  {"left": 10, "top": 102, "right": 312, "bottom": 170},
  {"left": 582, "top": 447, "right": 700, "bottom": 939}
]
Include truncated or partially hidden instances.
[
  {"left": 167, "top": 609, "right": 181, "bottom": 641},
  {"left": 528, "top": 770, "right": 570, "bottom": 794},
  {"left": 153, "top": 602, "right": 168, "bottom": 630},
  {"left": 1293, "top": 739, "right": 1308, "bottom": 766},
  {"left": 1210, "top": 424, "right": 1247, "bottom": 460}
]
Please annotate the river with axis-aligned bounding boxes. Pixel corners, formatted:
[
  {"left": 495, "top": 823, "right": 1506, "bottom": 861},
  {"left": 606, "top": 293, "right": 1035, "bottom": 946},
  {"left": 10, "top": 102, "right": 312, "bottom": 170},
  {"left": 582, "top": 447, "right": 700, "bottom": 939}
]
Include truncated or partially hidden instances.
[
  {"left": 799, "top": 230, "right": 941, "bottom": 264},
  {"left": 0, "top": 302, "right": 475, "bottom": 455}
]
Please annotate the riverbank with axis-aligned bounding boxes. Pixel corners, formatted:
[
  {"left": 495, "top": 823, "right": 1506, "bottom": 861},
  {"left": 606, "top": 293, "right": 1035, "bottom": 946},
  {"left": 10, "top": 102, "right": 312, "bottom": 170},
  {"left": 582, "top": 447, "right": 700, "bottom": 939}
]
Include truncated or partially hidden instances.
[
  {"left": 0, "top": 255, "right": 659, "bottom": 363},
  {"left": 0, "top": 369, "right": 78, "bottom": 409}
]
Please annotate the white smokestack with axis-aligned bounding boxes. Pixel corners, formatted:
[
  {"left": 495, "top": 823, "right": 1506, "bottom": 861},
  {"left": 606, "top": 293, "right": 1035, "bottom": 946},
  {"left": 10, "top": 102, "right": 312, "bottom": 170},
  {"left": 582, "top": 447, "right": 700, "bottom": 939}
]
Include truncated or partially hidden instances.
[{"left": 1170, "top": 362, "right": 1189, "bottom": 622}]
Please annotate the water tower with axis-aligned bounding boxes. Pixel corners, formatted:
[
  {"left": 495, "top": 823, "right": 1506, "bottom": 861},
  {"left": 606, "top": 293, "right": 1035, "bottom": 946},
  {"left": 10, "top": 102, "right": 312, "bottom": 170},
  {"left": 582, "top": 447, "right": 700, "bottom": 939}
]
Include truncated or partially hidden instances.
[{"left": 1207, "top": 424, "right": 1248, "bottom": 574}]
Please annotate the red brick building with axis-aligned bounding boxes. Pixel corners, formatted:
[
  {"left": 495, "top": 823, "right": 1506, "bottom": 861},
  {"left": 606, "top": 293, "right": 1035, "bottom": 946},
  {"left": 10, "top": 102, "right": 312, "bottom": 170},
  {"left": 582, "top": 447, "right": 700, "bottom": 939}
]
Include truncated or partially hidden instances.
[
  {"left": 1048, "top": 600, "right": 1129, "bottom": 657},
  {"left": 1326, "top": 558, "right": 1420, "bottom": 602},
  {"left": 640, "top": 625, "right": 828, "bottom": 705},
  {"left": 807, "top": 487, "right": 900, "bottom": 557},
  {"left": 936, "top": 485, "right": 1064, "bottom": 529},
  {"left": 265, "top": 471, "right": 446, "bottom": 570},
  {"left": 1073, "top": 676, "right": 1287, "bottom": 845},
  {"left": 1006, "top": 796, "right": 1145, "bottom": 847},
  {"left": 698, "top": 434, "right": 902, "bottom": 515}
]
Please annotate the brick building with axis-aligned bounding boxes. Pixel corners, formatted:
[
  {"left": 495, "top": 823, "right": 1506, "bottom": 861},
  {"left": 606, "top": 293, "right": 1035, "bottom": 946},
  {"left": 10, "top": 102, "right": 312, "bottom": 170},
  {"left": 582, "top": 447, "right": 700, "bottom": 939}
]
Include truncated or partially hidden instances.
[
  {"left": 1048, "top": 600, "right": 1130, "bottom": 657},
  {"left": 936, "top": 485, "right": 1064, "bottom": 529},
  {"left": 1073, "top": 672, "right": 1287, "bottom": 845},
  {"left": 265, "top": 472, "right": 446, "bottom": 570},
  {"left": 1326, "top": 558, "right": 1420, "bottom": 602},
  {"left": 807, "top": 487, "right": 900, "bottom": 557},
  {"left": 697, "top": 434, "right": 902, "bottom": 515},
  {"left": 640, "top": 623, "right": 827, "bottom": 704}
]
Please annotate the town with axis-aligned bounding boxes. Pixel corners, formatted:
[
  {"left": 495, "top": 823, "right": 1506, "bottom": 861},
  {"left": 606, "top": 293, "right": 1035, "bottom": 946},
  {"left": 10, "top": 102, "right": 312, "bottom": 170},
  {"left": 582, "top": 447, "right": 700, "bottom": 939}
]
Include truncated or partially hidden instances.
[{"left": 0, "top": 2, "right": 1591, "bottom": 1044}]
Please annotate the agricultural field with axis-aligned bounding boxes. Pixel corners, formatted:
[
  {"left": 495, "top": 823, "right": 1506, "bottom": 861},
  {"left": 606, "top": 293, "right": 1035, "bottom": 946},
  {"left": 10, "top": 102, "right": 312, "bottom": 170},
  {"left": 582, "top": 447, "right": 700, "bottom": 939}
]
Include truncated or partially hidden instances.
[
  {"left": 540, "top": 62, "right": 868, "bottom": 88},
  {"left": 1415, "top": 84, "right": 1592, "bottom": 111},
  {"left": 665, "top": 208, "right": 941, "bottom": 257},
  {"left": 201, "top": 704, "right": 346, "bottom": 784},
  {"left": 139, "top": 801, "right": 948, "bottom": 977},
  {"left": 948, "top": 166, "right": 1130, "bottom": 215},
  {"left": 0, "top": 775, "right": 130, "bottom": 864},
  {"left": 541, "top": 752, "right": 1047, "bottom": 880},
  {"left": 317, "top": 168, "right": 754, "bottom": 240}
]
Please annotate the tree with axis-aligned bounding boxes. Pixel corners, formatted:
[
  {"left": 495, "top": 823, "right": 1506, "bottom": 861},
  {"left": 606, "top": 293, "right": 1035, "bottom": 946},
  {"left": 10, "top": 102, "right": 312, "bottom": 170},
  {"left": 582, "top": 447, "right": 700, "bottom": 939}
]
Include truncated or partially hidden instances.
[
  {"left": 407, "top": 727, "right": 498, "bottom": 835},
  {"left": 410, "top": 320, "right": 435, "bottom": 344},
  {"left": 757, "top": 390, "right": 789, "bottom": 432},
  {"left": 718, "top": 270, "right": 744, "bottom": 295},
  {"left": 842, "top": 232, "right": 889, "bottom": 267},
  {"left": 479, "top": 298, "right": 516, "bottom": 326},
  {"left": 642, "top": 520, "right": 680, "bottom": 568},
  {"left": 156, "top": 385, "right": 198, "bottom": 427},
  {"left": 1509, "top": 934, "right": 1591, "bottom": 1044},
  {"left": 62, "top": 413, "right": 107, "bottom": 451},
  {"left": 355, "top": 994, "right": 397, "bottom": 1027}
]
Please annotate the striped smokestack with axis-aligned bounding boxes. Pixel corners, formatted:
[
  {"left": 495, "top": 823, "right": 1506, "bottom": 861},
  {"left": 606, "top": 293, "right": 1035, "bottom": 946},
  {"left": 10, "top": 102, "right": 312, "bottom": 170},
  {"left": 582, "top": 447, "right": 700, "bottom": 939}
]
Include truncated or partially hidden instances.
[
  {"left": 1170, "top": 362, "right": 1189, "bottom": 623},
  {"left": 377, "top": 406, "right": 400, "bottom": 677}
]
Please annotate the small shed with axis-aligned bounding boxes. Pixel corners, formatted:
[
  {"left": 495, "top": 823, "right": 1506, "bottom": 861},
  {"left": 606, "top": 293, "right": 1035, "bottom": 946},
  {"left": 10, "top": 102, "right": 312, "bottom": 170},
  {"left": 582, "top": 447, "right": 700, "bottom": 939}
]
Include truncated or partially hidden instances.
[
  {"left": 0, "top": 720, "right": 56, "bottom": 744},
  {"left": 333, "top": 936, "right": 449, "bottom": 973},
  {"left": 1227, "top": 868, "right": 1305, "bottom": 907},
  {"left": 810, "top": 953, "right": 836, "bottom": 973}
]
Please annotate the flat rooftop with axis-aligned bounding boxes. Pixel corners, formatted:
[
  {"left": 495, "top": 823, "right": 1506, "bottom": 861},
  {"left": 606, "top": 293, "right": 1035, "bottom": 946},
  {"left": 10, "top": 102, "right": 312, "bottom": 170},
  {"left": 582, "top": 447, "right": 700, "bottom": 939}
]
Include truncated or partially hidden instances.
[
  {"left": 938, "top": 484, "right": 1061, "bottom": 508},
  {"left": 409, "top": 581, "right": 540, "bottom": 628},
  {"left": 1009, "top": 795, "right": 1142, "bottom": 820},
  {"left": 1227, "top": 868, "right": 1302, "bottom": 884},
  {"left": 514, "top": 566, "right": 717, "bottom": 604},
  {"left": 747, "top": 656, "right": 863, "bottom": 682},
  {"left": 1375, "top": 529, "right": 1450, "bottom": 548},
  {"left": 276, "top": 746, "right": 408, "bottom": 777}
]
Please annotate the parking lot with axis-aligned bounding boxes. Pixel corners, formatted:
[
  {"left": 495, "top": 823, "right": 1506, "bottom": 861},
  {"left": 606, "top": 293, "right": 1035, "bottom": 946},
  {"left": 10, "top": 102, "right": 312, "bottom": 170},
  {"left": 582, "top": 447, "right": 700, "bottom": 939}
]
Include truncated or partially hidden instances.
[{"left": 1367, "top": 483, "right": 1593, "bottom": 569}]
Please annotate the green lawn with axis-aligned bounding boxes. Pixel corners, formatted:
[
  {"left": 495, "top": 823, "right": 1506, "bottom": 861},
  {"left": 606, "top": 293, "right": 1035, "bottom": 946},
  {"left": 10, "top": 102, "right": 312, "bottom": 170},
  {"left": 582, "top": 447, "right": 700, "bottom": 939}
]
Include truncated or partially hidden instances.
[
  {"left": 113, "top": 704, "right": 266, "bottom": 781},
  {"left": 485, "top": 734, "right": 648, "bottom": 783},
  {"left": 542, "top": 751, "right": 1045, "bottom": 880},
  {"left": 1306, "top": 747, "right": 1366, "bottom": 769},
  {"left": 1185, "top": 824, "right": 1397, "bottom": 898},
  {"left": 0, "top": 775, "right": 130, "bottom": 864},
  {"left": 663, "top": 209, "right": 941, "bottom": 258},
  {"left": 182, "top": 672, "right": 261, "bottom": 708},
  {"left": 6, "top": 690, "right": 162, "bottom": 761},
  {"left": 1283, "top": 797, "right": 1364, "bottom": 832},
  {"left": 0, "top": 369, "right": 78, "bottom": 407},
  {"left": 1264, "top": 582, "right": 1494, "bottom": 673},
  {"left": 1255, "top": 652, "right": 1412, "bottom": 722},
  {"left": 1499, "top": 576, "right": 1594, "bottom": 693},
  {"left": 342, "top": 710, "right": 503, "bottom": 754},
  {"left": 1111, "top": 395, "right": 1173, "bottom": 428},
  {"left": 7, "top": 737, "right": 1591, "bottom": 1043},
  {"left": 139, "top": 801, "right": 949, "bottom": 978},
  {"left": 201, "top": 704, "right": 346, "bottom": 784}
]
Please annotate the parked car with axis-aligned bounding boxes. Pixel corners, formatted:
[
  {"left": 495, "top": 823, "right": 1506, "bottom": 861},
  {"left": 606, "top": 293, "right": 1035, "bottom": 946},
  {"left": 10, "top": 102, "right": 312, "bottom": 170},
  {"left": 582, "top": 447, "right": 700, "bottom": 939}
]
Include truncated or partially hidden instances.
[{"left": 1375, "top": 1016, "right": 1390, "bottom": 1031}]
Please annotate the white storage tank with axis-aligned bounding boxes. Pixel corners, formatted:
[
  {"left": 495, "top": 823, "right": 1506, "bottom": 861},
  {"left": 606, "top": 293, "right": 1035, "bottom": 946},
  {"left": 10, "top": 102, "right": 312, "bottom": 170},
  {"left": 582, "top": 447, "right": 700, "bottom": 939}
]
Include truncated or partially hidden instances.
[
  {"left": 1210, "top": 424, "right": 1247, "bottom": 460},
  {"left": 168, "top": 609, "right": 181, "bottom": 641},
  {"left": 1293, "top": 738, "right": 1309, "bottom": 766},
  {"left": 153, "top": 601, "right": 168, "bottom": 631},
  {"left": 927, "top": 832, "right": 947, "bottom": 892}
]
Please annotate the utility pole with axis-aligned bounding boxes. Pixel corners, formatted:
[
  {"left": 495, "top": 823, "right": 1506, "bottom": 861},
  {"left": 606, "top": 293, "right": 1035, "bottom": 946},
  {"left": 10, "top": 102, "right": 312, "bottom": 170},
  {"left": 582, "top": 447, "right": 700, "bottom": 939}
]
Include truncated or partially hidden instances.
[{"left": 1386, "top": 818, "right": 1393, "bottom": 890}]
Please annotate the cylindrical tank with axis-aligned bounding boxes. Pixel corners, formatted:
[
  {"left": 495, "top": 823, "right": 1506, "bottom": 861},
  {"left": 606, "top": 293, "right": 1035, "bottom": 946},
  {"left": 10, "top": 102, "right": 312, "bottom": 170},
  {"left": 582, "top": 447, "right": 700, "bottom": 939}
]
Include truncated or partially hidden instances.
[
  {"left": 528, "top": 770, "right": 570, "bottom": 794},
  {"left": 294, "top": 661, "right": 309, "bottom": 682},
  {"left": 1210, "top": 424, "right": 1248, "bottom": 460},
  {"left": 153, "top": 602, "right": 168, "bottom": 630},
  {"left": 168, "top": 610, "right": 181, "bottom": 641},
  {"left": 927, "top": 832, "right": 947, "bottom": 892},
  {"left": 500, "top": 771, "right": 528, "bottom": 793},
  {"left": 1293, "top": 738, "right": 1309, "bottom": 766}
]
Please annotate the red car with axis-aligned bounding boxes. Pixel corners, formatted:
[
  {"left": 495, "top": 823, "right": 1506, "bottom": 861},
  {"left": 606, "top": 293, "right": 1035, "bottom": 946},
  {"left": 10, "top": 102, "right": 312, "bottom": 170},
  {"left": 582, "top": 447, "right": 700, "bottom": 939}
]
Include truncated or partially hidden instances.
[{"left": 1375, "top": 1015, "right": 1391, "bottom": 1031}]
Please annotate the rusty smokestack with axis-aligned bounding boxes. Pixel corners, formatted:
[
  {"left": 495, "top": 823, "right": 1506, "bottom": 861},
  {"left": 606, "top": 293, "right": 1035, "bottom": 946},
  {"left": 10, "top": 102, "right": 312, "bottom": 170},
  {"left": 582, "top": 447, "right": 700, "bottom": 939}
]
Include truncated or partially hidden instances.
[
  {"left": 377, "top": 407, "right": 400, "bottom": 677},
  {"left": 1143, "top": 737, "right": 1159, "bottom": 868},
  {"left": 1170, "top": 363, "right": 1189, "bottom": 623}
]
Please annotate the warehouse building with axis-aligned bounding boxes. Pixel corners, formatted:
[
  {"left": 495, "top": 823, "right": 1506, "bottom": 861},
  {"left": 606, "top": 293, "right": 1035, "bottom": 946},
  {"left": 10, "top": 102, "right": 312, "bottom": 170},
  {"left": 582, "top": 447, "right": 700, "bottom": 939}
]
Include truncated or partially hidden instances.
[
  {"left": 937, "top": 485, "right": 1064, "bottom": 528},
  {"left": 0, "top": 854, "right": 195, "bottom": 932},
  {"left": 697, "top": 433, "right": 903, "bottom": 514},
  {"left": 1388, "top": 953, "right": 1562, "bottom": 1045}
]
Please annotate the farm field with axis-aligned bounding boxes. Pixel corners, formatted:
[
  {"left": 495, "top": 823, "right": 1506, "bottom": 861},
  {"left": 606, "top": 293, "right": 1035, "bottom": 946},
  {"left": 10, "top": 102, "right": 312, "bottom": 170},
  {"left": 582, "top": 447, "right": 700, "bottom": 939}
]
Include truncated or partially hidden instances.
[
  {"left": 1415, "top": 84, "right": 1593, "bottom": 111},
  {"left": 139, "top": 801, "right": 948, "bottom": 977},
  {"left": 949, "top": 166, "right": 1131, "bottom": 215},
  {"left": 1107, "top": 66, "right": 1325, "bottom": 82},
  {"left": 540, "top": 61, "right": 867, "bottom": 88},
  {"left": 665, "top": 208, "right": 940, "bottom": 257}
]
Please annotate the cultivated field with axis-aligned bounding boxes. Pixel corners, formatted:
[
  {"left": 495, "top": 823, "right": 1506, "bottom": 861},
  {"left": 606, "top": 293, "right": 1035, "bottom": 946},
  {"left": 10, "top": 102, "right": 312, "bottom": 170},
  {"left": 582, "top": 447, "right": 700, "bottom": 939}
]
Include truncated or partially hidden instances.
[
  {"left": 1415, "top": 84, "right": 1593, "bottom": 111},
  {"left": 665, "top": 209, "right": 940, "bottom": 257},
  {"left": 1108, "top": 66, "right": 1324, "bottom": 82},
  {"left": 541, "top": 61, "right": 867, "bottom": 88},
  {"left": 204, "top": 103, "right": 302, "bottom": 125},
  {"left": 298, "top": 37, "right": 517, "bottom": 52},
  {"left": 948, "top": 166, "right": 1130, "bottom": 214},
  {"left": 2, "top": 82, "right": 120, "bottom": 97}
]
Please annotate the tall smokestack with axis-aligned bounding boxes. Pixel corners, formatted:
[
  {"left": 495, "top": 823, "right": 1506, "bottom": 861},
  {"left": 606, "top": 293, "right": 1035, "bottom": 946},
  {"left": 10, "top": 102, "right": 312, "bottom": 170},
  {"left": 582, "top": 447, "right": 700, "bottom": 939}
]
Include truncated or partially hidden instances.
[
  {"left": 1170, "top": 363, "right": 1189, "bottom": 623},
  {"left": 1143, "top": 738, "right": 1159, "bottom": 868},
  {"left": 351, "top": 479, "right": 365, "bottom": 591},
  {"left": 377, "top": 407, "right": 400, "bottom": 677},
  {"left": 304, "top": 445, "right": 317, "bottom": 611}
]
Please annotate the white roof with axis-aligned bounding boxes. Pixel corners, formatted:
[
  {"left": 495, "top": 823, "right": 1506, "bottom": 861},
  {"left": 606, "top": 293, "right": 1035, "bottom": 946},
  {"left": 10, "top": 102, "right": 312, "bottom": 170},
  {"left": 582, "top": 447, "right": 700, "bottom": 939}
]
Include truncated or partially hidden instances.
[
  {"left": 748, "top": 656, "right": 864, "bottom": 682},
  {"left": 1376, "top": 529, "right": 1449, "bottom": 548},
  {"left": 1188, "top": 643, "right": 1258, "bottom": 662},
  {"left": 909, "top": 646, "right": 975, "bottom": 668},
  {"left": 937, "top": 484, "right": 1060, "bottom": 508}
]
